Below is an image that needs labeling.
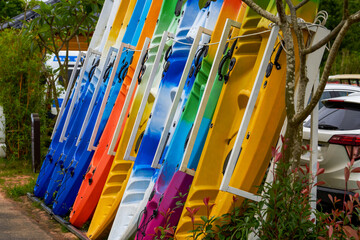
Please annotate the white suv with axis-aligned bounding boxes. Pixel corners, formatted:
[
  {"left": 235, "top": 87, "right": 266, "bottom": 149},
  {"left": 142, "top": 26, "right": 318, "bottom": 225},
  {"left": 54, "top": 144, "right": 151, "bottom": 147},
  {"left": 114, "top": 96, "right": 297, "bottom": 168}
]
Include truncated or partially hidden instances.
[{"left": 302, "top": 91, "right": 360, "bottom": 205}]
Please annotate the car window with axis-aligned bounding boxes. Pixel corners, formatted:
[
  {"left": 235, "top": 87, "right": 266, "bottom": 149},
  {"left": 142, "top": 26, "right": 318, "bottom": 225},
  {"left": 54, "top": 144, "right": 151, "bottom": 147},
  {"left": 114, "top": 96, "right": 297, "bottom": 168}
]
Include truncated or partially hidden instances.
[
  {"left": 304, "top": 106, "right": 360, "bottom": 130},
  {"left": 318, "top": 91, "right": 332, "bottom": 109},
  {"left": 307, "top": 89, "right": 359, "bottom": 109},
  {"left": 313, "top": 90, "right": 358, "bottom": 109},
  {"left": 333, "top": 91, "right": 356, "bottom": 97}
]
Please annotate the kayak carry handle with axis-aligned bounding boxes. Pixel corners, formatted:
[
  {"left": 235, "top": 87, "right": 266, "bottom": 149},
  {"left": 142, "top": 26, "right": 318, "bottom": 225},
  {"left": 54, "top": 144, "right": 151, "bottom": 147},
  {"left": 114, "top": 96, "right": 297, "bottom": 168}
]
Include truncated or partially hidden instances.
[
  {"left": 87, "top": 43, "right": 136, "bottom": 152},
  {"left": 178, "top": 19, "right": 241, "bottom": 176},
  {"left": 107, "top": 38, "right": 152, "bottom": 156},
  {"left": 121, "top": 32, "right": 173, "bottom": 159},
  {"left": 151, "top": 26, "right": 213, "bottom": 169}
]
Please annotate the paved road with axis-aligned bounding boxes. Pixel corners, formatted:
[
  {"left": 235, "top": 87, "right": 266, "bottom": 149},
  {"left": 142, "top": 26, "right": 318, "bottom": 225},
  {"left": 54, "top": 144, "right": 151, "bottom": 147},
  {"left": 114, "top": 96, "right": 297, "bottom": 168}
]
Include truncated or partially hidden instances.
[{"left": 0, "top": 191, "right": 53, "bottom": 240}]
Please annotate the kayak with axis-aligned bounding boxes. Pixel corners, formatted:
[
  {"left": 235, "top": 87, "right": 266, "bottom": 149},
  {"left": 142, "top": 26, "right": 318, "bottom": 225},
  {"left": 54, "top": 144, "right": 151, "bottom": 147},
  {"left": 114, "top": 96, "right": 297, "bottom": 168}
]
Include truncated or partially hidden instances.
[
  {"left": 209, "top": 0, "right": 319, "bottom": 221},
  {"left": 137, "top": 0, "right": 241, "bottom": 238},
  {"left": 107, "top": 1, "right": 208, "bottom": 239},
  {"left": 43, "top": 47, "right": 118, "bottom": 205},
  {"left": 51, "top": 0, "right": 137, "bottom": 216},
  {"left": 69, "top": 0, "right": 163, "bottom": 228},
  {"left": 175, "top": 0, "right": 319, "bottom": 238},
  {"left": 87, "top": 1, "right": 184, "bottom": 239}
]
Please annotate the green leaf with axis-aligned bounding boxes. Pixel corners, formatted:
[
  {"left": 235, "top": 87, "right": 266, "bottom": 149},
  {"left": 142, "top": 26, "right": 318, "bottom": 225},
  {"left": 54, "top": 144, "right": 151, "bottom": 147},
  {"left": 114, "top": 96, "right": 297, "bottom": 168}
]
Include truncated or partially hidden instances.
[{"left": 200, "top": 216, "right": 208, "bottom": 223}]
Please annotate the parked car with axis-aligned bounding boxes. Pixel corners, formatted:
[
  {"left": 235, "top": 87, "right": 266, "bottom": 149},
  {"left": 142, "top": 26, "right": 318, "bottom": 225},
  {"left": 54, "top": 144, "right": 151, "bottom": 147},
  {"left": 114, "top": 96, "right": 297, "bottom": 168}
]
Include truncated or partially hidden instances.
[
  {"left": 303, "top": 82, "right": 360, "bottom": 135},
  {"left": 302, "top": 93, "right": 360, "bottom": 207},
  {"left": 316, "top": 83, "right": 360, "bottom": 108},
  {"left": 303, "top": 83, "right": 360, "bottom": 123}
]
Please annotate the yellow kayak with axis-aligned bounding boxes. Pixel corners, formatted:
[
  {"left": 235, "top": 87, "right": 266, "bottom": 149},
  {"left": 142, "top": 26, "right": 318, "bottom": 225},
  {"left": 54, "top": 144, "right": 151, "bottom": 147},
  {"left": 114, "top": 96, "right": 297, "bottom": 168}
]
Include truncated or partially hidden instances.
[
  {"left": 210, "top": 0, "right": 318, "bottom": 219},
  {"left": 176, "top": 0, "right": 319, "bottom": 238},
  {"left": 101, "top": 0, "right": 131, "bottom": 57}
]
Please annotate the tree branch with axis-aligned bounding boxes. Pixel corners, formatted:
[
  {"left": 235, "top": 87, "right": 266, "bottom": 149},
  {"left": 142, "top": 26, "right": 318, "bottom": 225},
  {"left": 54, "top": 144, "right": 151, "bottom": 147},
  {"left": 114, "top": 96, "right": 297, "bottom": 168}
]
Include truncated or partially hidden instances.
[
  {"left": 242, "top": 0, "right": 280, "bottom": 24},
  {"left": 75, "top": 34, "right": 81, "bottom": 52},
  {"left": 276, "top": 0, "right": 288, "bottom": 25},
  {"left": 286, "top": 0, "right": 308, "bottom": 117},
  {"left": 349, "top": 10, "right": 360, "bottom": 22},
  {"left": 343, "top": 0, "right": 349, "bottom": 19},
  {"left": 295, "top": 0, "right": 310, "bottom": 10},
  {"left": 283, "top": 28, "right": 297, "bottom": 123},
  {"left": 65, "top": 14, "right": 89, "bottom": 42},
  {"left": 276, "top": 0, "right": 296, "bottom": 125},
  {"left": 285, "top": 0, "right": 295, "bottom": 9},
  {"left": 294, "top": 26, "right": 346, "bottom": 123},
  {"left": 37, "top": 34, "right": 55, "bottom": 53},
  {"left": 303, "top": 20, "right": 345, "bottom": 55},
  {"left": 294, "top": 11, "right": 360, "bottom": 124}
]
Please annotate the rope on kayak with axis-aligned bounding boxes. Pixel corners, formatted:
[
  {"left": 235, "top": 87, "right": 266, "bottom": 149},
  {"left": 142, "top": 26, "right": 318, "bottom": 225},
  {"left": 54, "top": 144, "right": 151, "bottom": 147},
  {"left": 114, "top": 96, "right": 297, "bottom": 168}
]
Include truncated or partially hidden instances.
[
  {"left": 165, "top": 20, "right": 326, "bottom": 50},
  {"left": 88, "top": 16, "right": 328, "bottom": 58},
  {"left": 116, "top": 28, "right": 271, "bottom": 53},
  {"left": 120, "top": 37, "right": 175, "bottom": 53},
  {"left": 169, "top": 29, "right": 272, "bottom": 47}
]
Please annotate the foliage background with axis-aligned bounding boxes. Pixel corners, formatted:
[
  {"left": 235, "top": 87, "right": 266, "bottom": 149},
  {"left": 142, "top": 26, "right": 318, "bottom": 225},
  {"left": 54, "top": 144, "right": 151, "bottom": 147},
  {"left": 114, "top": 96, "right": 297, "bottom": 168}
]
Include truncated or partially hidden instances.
[
  {"left": 0, "top": 0, "right": 25, "bottom": 23},
  {"left": 319, "top": 0, "right": 360, "bottom": 74},
  {"left": 0, "top": 0, "right": 103, "bottom": 163},
  {"left": 0, "top": 28, "right": 50, "bottom": 161}
]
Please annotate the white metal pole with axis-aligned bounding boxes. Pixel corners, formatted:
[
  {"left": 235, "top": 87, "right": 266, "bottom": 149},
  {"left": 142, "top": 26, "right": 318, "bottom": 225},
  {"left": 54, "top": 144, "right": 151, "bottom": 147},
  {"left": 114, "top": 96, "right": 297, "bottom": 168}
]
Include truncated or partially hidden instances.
[
  {"left": 51, "top": 51, "right": 85, "bottom": 139},
  {"left": 219, "top": 25, "right": 280, "bottom": 202},
  {"left": 87, "top": 42, "right": 135, "bottom": 151},
  {"left": 150, "top": 27, "right": 213, "bottom": 169},
  {"left": 105, "top": 37, "right": 152, "bottom": 155},
  {"left": 76, "top": 47, "right": 118, "bottom": 146},
  {"left": 310, "top": 74, "right": 319, "bottom": 221},
  {"left": 59, "top": 48, "right": 101, "bottom": 142}
]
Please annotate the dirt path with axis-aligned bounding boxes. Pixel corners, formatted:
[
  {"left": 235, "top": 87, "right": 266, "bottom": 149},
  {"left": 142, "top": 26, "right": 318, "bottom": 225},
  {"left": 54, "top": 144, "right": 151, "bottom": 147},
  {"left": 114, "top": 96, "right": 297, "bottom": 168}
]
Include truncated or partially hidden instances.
[
  {"left": 0, "top": 190, "right": 53, "bottom": 239},
  {"left": 0, "top": 178, "right": 78, "bottom": 239}
]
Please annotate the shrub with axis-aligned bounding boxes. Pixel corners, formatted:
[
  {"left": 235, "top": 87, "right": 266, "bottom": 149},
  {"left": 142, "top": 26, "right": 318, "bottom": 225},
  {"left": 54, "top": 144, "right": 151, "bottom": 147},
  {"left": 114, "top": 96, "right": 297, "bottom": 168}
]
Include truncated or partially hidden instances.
[
  {"left": 0, "top": 28, "right": 51, "bottom": 162},
  {"left": 185, "top": 146, "right": 360, "bottom": 239}
]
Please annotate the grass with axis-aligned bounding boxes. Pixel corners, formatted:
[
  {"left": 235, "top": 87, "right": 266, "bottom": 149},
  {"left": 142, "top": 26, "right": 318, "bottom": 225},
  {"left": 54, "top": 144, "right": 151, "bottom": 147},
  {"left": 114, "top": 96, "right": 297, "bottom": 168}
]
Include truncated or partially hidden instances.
[
  {"left": 3, "top": 177, "right": 36, "bottom": 201},
  {"left": 60, "top": 225, "right": 70, "bottom": 233},
  {"left": 0, "top": 157, "right": 37, "bottom": 201},
  {"left": 0, "top": 158, "right": 36, "bottom": 176},
  {"left": 81, "top": 219, "right": 91, "bottom": 232},
  {"left": 31, "top": 201, "right": 42, "bottom": 209}
]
